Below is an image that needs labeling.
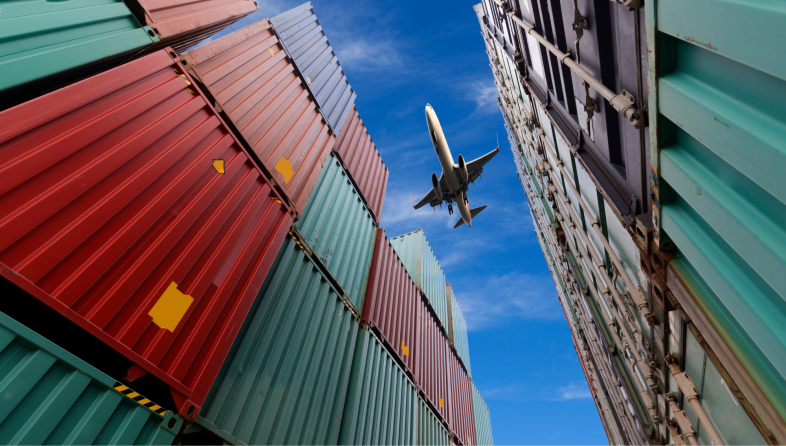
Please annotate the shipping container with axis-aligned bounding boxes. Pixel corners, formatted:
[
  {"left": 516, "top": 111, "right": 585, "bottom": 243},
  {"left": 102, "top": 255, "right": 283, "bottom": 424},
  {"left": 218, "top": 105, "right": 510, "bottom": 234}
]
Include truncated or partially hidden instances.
[
  {"left": 415, "top": 294, "right": 452, "bottom": 426},
  {"left": 125, "top": 0, "right": 257, "bottom": 52},
  {"left": 390, "top": 230, "right": 449, "bottom": 331},
  {"left": 448, "top": 351, "right": 476, "bottom": 446},
  {"left": 294, "top": 153, "right": 377, "bottom": 312},
  {"left": 181, "top": 19, "right": 334, "bottom": 217},
  {"left": 0, "top": 49, "right": 293, "bottom": 419},
  {"left": 339, "top": 328, "right": 417, "bottom": 445},
  {"left": 417, "top": 394, "right": 451, "bottom": 446},
  {"left": 334, "top": 106, "right": 389, "bottom": 224},
  {"left": 191, "top": 237, "right": 359, "bottom": 445},
  {"left": 446, "top": 284, "right": 472, "bottom": 377},
  {"left": 271, "top": 2, "right": 356, "bottom": 133},
  {"left": 362, "top": 228, "right": 420, "bottom": 377},
  {"left": 470, "top": 381, "right": 493, "bottom": 446},
  {"left": 0, "top": 309, "right": 183, "bottom": 444}
]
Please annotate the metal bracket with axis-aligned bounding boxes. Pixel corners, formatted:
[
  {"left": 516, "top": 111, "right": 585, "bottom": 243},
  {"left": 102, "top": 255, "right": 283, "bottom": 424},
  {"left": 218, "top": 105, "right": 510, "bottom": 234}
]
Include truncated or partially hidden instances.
[
  {"left": 572, "top": 0, "right": 589, "bottom": 63},
  {"left": 582, "top": 80, "right": 599, "bottom": 137}
]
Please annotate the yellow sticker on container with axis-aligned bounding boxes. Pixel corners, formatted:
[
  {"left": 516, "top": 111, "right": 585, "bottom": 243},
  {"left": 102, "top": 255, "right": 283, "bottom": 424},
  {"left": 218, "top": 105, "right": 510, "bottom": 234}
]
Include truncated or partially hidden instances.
[
  {"left": 439, "top": 397, "right": 444, "bottom": 408},
  {"left": 268, "top": 47, "right": 275, "bottom": 57},
  {"left": 275, "top": 157, "right": 294, "bottom": 184},
  {"left": 149, "top": 282, "right": 194, "bottom": 332},
  {"left": 212, "top": 159, "right": 225, "bottom": 174},
  {"left": 401, "top": 341, "right": 409, "bottom": 357},
  {"left": 468, "top": 438, "right": 471, "bottom": 446},
  {"left": 306, "top": 77, "right": 311, "bottom": 84}
]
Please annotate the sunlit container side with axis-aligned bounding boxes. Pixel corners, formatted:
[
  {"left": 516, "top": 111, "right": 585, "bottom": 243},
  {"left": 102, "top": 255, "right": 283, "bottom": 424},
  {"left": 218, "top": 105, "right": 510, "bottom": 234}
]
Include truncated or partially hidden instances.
[
  {"left": 0, "top": 49, "right": 293, "bottom": 419},
  {"left": 334, "top": 106, "right": 389, "bottom": 224},
  {"left": 390, "top": 230, "right": 449, "bottom": 331},
  {"left": 446, "top": 284, "right": 472, "bottom": 377},
  {"left": 0, "top": 310, "right": 183, "bottom": 444},
  {"left": 448, "top": 351, "right": 476, "bottom": 446},
  {"left": 417, "top": 395, "right": 451, "bottom": 446},
  {"left": 0, "top": 0, "right": 157, "bottom": 106},
  {"left": 193, "top": 238, "right": 358, "bottom": 446},
  {"left": 339, "top": 328, "right": 417, "bottom": 445},
  {"left": 181, "top": 19, "right": 334, "bottom": 218},
  {"left": 415, "top": 296, "right": 451, "bottom": 426},
  {"left": 271, "top": 2, "right": 356, "bottom": 133},
  {"left": 470, "top": 381, "right": 493, "bottom": 446},
  {"left": 362, "top": 228, "right": 420, "bottom": 376},
  {"left": 295, "top": 153, "right": 377, "bottom": 311}
]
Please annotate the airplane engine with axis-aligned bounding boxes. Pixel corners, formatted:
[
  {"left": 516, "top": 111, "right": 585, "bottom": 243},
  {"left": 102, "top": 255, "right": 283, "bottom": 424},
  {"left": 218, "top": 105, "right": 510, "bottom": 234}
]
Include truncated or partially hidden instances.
[
  {"left": 432, "top": 173, "right": 442, "bottom": 201},
  {"left": 458, "top": 154, "right": 469, "bottom": 184}
]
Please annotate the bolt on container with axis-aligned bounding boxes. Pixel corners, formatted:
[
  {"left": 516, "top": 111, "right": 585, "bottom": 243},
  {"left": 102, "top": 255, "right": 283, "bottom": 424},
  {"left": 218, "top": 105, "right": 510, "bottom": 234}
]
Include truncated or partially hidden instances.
[
  {"left": 446, "top": 284, "right": 472, "bottom": 377},
  {"left": 339, "top": 328, "right": 417, "bottom": 445},
  {"left": 181, "top": 18, "right": 334, "bottom": 218},
  {"left": 417, "top": 394, "right": 451, "bottom": 446},
  {"left": 0, "top": 309, "right": 183, "bottom": 444},
  {"left": 0, "top": 49, "right": 294, "bottom": 419},
  {"left": 448, "top": 350, "right": 476, "bottom": 446},
  {"left": 470, "top": 381, "right": 493, "bottom": 445},
  {"left": 191, "top": 237, "right": 359, "bottom": 446},
  {"left": 416, "top": 294, "right": 451, "bottom": 426}
]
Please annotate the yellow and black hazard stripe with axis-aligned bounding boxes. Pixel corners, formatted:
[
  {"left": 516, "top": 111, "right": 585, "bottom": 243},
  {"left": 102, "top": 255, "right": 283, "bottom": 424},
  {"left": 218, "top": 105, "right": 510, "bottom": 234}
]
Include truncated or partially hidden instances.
[
  {"left": 113, "top": 383, "right": 167, "bottom": 416},
  {"left": 269, "top": 192, "right": 283, "bottom": 205},
  {"left": 288, "top": 231, "right": 307, "bottom": 254}
]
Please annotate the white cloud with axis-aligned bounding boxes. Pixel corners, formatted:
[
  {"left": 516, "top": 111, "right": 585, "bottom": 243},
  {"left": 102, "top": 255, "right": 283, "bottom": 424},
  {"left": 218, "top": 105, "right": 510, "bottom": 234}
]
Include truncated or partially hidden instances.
[
  {"left": 335, "top": 39, "right": 406, "bottom": 72},
  {"left": 556, "top": 383, "right": 593, "bottom": 400},
  {"left": 471, "top": 80, "right": 499, "bottom": 112}
]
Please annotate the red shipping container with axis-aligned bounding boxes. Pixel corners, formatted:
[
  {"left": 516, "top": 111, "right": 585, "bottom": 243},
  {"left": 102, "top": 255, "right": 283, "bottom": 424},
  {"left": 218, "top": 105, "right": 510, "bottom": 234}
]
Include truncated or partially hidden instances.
[
  {"left": 449, "top": 349, "right": 477, "bottom": 446},
  {"left": 362, "top": 228, "right": 419, "bottom": 376},
  {"left": 416, "top": 293, "right": 452, "bottom": 425},
  {"left": 0, "top": 48, "right": 293, "bottom": 419},
  {"left": 334, "top": 106, "right": 389, "bottom": 224}
]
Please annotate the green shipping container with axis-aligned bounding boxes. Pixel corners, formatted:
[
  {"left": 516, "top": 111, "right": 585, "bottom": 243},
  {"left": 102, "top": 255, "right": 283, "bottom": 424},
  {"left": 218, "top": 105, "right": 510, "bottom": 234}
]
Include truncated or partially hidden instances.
[
  {"left": 417, "top": 394, "right": 450, "bottom": 446},
  {"left": 0, "top": 309, "right": 182, "bottom": 445},
  {"left": 470, "top": 381, "right": 493, "bottom": 446},
  {"left": 339, "top": 328, "right": 417, "bottom": 445},
  {"left": 295, "top": 153, "right": 377, "bottom": 312},
  {"left": 390, "top": 230, "right": 449, "bottom": 330},
  {"left": 192, "top": 238, "right": 359, "bottom": 445},
  {"left": 0, "top": 0, "right": 158, "bottom": 102},
  {"left": 446, "top": 284, "right": 472, "bottom": 377}
]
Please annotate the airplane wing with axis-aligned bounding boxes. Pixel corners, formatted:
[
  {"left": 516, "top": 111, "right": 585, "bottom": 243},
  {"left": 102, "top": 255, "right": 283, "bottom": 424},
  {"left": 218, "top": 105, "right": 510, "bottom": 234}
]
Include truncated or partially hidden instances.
[
  {"left": 459, "top": 147, "right": 499, "bottom": 184},
  {"left": 413, "top": 174, "right": 448, "bottom": 209}
]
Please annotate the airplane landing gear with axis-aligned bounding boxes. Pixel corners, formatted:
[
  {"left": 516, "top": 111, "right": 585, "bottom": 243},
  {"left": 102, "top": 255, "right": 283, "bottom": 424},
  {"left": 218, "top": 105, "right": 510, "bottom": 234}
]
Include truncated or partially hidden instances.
[{"left": 448, "top": 203, "right": 453, "bottom": 215}]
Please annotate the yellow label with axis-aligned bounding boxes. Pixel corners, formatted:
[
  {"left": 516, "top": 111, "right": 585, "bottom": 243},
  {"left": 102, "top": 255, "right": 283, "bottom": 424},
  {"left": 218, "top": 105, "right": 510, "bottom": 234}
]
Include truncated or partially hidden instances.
[
  {"left": 268, "top": 47, "right": 275, "bottom": 57},
  {"left": 401, "top": 341, "right": 409, "bottom": 357},
  {"left": 306, "top": 77, "right": 312, "bottom": 84},
  {"left": 212, "top": 159, "right": 225, "bottom": 174},
  {"left": 439, "top": 397, "right": 444, "bottom": 408},
  {"left": 149, "top": 282, "right": 194, "bottom": 332},
  {"left": 468, "top": 438, "right": 471, "bottom": 446},
  {"left": 275, "top": 157, "right": 294, "bottom": 184}
]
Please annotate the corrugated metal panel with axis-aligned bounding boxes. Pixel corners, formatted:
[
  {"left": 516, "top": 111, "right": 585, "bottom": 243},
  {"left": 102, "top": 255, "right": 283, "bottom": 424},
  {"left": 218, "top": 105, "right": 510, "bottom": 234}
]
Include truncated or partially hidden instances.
[
  {"left": 470, "top": 381, "right": 493, "bottom": 446},
  {"left": 0, "top": 49, "right": 293, "bottom": 418},
  {"left": 271, "top": 2, "right": 357, "bottom": 134},
  {"left": 362, "top": 228, "right": 419, "bottom": 376},
  {"left": 181, "top": 19, "right": 334, "bottom": 218},
  {"left": 415, "top": 295, "right": 451, "bottom": 426},
  {"left": 446, "top": 285, "right": 471, "bottom": 377},
  {"left": 0, "top": 0, "right": 157, "bottom": 102},
  {"left": 0, "top": 310, "right": 183, "bottom": 444},
  {"left": 334, "top": 106, "right": 389, "bottom": 224},
  {"left": 128, "top": 0, "right": 257, "bottom": 52},
  {"left": 295, "top": 153, "right": 377, "bottom": 311},
  {"left": 417, "top": 395, "right": 451, "bottom": 446},
  {"left": 339, "top": 328, "right": 417, "bottom": 445},
  {"left": 195, "top": 237, "right": 359, "bottom": 445},
  {"left": 390, "top": 230, "right": 449, "bottom": 331},
  {"left": 448, "top": 351, "right": 476, "bottom": 446}
]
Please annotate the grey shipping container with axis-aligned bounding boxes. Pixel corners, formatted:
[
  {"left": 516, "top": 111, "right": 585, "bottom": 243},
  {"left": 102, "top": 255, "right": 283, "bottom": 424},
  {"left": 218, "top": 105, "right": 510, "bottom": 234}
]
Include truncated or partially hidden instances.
[
  {"left": 447, "top": 284, "right": 472, "bottom": 376},
  {"left": 471, "top": 380, "right": 493, "bottom": 446},
  {"left": 417, "top": 394, "right": 451, "bottom": 446},
  {"left": 271, "top": 2, "right": 357, "bottom": 133}
]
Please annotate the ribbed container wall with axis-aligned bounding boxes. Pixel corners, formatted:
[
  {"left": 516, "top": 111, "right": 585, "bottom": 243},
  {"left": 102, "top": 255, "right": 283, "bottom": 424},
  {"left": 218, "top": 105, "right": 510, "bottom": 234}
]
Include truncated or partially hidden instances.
[
  {"left": 295, "top": 153, "right": 377, "bottom": 311},
  {"left": 0, "top": 49, "right": 293, "bottom": 418},
  {"left": 194, "top": 238, "right": 359, "bottom": 446},
  {"left": 0, "top": 310, "right": 183, "bottom": 444},
  {"left": 448, "top": 351, "right": 476, "bottom": 446},
  {"left": 334, "top": 106, "right": 389, "bottom": 223},
  {"left": 470, "top": 381, "right": 493, "bottom": 446},
  {"left": 362, "top": 228, "right": 420, "bottom": 375},
  {"left": 447, "top": 285, "right": 471, "bottom": 376},
  {"left": 181, "top": 19, "right": 334, "bottom": 217},
  {"left": 415, "top": 295, "right": 451, "bottom": 425},
  {"left": 390, "top": 230, "right": 449, "bottom": 331},
  {"left": 417, "top": 395, "right": 451, "bottom": 446},
  {"left": 339, "top": 328, "right": 417, "bottom": 445},
  {"left": 271, "top": 2, "right": 356, "bottom": 133}
]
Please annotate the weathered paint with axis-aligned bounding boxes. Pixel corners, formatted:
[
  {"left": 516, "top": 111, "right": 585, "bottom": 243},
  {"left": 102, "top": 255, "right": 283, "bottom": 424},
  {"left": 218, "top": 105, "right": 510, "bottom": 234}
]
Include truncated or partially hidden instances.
[
  {"left": 195, "top": 237, "right": 359, "bottom": 445},
  {"left": 271, "top": 2, "right": 356, "bottom": 133},
  {"left": 295, "top": 153, "right": 377, "bottom": 311},
  {"left": 339, "top": 328, "right": 417, "bottom": 445},
  {"left": 181, "top": 19, "right": 334, "bottom": 217},
  {"left": 334, "top": 106, "right": 389, "bottom": 224},
  {"left": 470, "top": 381, "right": 493, "bottom": 446},
  {"left": 390, "top": 230, "right": 449, "bottom": 331},
  {"left": 417, "top": 394, "right": 451, "bottom": 446},
  {"left": 448, "top": 350, "right": 476, "bottom": 446},
  {"left": 446, "top": 284, "right": 472, "bottom": 377},
  {"left": 415, "top": 293, "right": 451, "bottom": 426},
  {"left": 0, "top": 309, "right": 183, "bottom": 444},
  {"left": 0, "top": 49, "right": 293, "bottom": 418}
]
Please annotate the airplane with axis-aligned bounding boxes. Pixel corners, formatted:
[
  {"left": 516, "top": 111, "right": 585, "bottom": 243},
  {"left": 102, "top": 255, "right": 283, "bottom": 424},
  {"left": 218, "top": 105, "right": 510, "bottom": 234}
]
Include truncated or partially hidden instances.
[{"left": 413, "top": 104, "right": 499, "bottom": 228}]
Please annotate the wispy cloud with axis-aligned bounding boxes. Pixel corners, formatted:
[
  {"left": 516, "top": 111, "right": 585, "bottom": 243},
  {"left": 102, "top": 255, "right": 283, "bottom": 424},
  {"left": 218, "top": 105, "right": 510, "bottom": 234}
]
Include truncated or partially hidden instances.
[
  {"left": 556, "top": 383, "right": 593, "bottom": 400},
  {"left": 470, "top": 80, "right": 499, "bottom": 112}
]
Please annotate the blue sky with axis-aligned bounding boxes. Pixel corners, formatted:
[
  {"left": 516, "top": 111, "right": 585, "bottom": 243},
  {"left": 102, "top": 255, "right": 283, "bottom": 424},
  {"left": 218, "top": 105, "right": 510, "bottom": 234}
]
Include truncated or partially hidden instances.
[{"left": 199, "top": 1, "right": 607, "bottom": 443}]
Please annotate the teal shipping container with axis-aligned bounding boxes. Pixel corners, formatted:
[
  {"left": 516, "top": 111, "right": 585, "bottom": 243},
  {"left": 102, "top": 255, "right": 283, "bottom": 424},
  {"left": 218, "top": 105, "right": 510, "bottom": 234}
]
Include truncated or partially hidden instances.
[
  {"left": 390, "top": 230, "right": 448, "bottom": 331},
  {"left": 417, "top": 394, "right": 450, "bottom": 446},
  {"left": 339, "top": 328, "right": 417, "bottom": 445},
  {"left": 0, "top": 309, "right": 182, "bottom": 445},
  {"left": 446, "top": 284, "right": 471, "bottom": 377},
  {"left": 190, "top": 238, "right": 359, "bottom": 445},
  {"left": 470, "top": 381, "right": 493, "bottom": 446},
  {"left": 0, "top": 0, "right": 158, "bottom": 104},
  {"left": 295, "top": 153, "right": 377, "bottom": 312}
]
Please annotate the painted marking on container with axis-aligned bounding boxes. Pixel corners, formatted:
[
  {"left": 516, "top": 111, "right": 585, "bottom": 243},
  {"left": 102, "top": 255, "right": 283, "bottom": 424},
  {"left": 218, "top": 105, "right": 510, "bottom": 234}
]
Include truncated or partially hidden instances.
[
  {"left": 149, "top": 282, "right": 193, "bottom": 332},
  {"left": 401, "top": 341, "right": 409, "bottom": 357},
  {"left": 306, "top": 77, "right": 311, "bottom": 84},
  {"left": 269, "top": 193, "right": 282, "bottom": 204},
  {"left": 172, "top": 68, "right": 196, "bottom": 95},
  {"left": 212, "top": 159, "right": 225, "bottom": 174},
  {"left": 114, "top": 383, "right": 167, "bottom": 416},
  {"left": 275, "top": 157, "right": 294, "bottom": 184},
  {"left": 439, "top": 397, "right": 444, "bottom": 408},
  {"left": 268, "top": 47, "right": 275, "bottom": 57}
]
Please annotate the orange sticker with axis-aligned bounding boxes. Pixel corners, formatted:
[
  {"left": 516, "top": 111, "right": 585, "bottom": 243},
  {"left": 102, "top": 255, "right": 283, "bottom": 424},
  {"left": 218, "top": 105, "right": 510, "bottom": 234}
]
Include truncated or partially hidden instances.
[
  {"left": 439, "top": 397, "right": 444, "bottom": 408},
  {"left": 401, "top": 341, "right": 409, "bottom": 357},
  {"left": 268, "top": 47, "right": 275, "bottom": 57},
  {"left": 275, "top": 157, "right": 294, "bottom": 183},
  {"left": 149, "top": 282, "right": 193, "bottom": 332}
]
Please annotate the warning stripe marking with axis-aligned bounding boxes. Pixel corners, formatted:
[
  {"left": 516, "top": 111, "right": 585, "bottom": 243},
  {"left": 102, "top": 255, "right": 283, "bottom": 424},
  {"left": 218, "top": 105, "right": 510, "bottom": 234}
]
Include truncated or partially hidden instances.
[{"left": 113, "top": 382, "right": 167, "bottom": 416}]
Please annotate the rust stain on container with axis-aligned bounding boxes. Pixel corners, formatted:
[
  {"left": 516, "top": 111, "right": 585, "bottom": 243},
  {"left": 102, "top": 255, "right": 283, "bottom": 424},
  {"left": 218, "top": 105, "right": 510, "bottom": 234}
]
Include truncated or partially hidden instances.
[
  {"left": 449, "top": 349, "right": 477, "bottom": 445},
  {"left": 181, "top": 19, "right": 334, "bottom": 218},
  {"left": 0, "top": 49, "right": 293, "bottom": 419}
]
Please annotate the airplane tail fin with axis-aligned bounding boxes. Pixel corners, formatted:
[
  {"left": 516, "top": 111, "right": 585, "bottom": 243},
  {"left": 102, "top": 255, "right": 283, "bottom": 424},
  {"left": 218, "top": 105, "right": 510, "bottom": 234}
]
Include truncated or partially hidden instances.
[{"left": 454, "top": 206, "right": 487, "bottom": 228}]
